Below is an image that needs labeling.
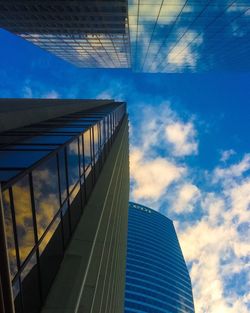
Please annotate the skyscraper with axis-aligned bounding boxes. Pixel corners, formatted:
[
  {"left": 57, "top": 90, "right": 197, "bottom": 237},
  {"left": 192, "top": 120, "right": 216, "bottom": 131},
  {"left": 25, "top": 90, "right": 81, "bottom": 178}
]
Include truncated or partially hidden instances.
[
  {"left": 129, "top": 0, "right": 250, "bottom": 72},
  {"left": 0, "top": 99, "right": 129, "bottom": 313},
  {"left": 0, "top": 1, "right": 130, "bottom": 68},
  {"left": 125, "top": 202, "right": 195, "bottom": 313},
  {"left": 1, "top": 1, "right": 250, "bottom": 72}
]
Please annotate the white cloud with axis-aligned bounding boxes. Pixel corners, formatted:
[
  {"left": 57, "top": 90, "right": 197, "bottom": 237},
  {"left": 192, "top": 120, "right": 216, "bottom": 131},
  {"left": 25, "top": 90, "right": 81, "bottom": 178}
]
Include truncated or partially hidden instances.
[
  {"left": 128, "top": 96, "right": 249, "bottom": 313},
  {"left": 96, "top": 80, "right": 128, "bottom": 101},
  {"left": 96, "top": 91, "right": 114, "bottom": 100},
  {"left": 132, "top": 102, "right": 173, "bottom": 152},
  {"left": 165, "top": 121, "right": 198, "bottom": 156},
  {"left": 129, "top": 101, "right": 198, "bottom": 207},
  {"left": 201, "top": 193, "right": 225, "bottom": 225},
  {"left": 22, "top": 85, "right": 33, "bottom": 98},
  {"left": 179, "top": 218, "right": 250, "bottom": 312},
  {"left": 220, "top": 149, "right": 236, "bottom": 162},
  {"left": 130, "top": 101, "right": 198, "bottom": 158},
  {"left": 43, "top": 90, "right": 59, "bottom": 99},
  {"left": 227, "top": 179, "right": 250, "bottom": 225},
  {"left": 129, "top": 2, "right": 199, "bottom": 73},
  {"left": 21, "top": 79, "right": 60, "bottom": 99},
  {"left": 171, "top": 183, "right": 200, "bottom": 214},
  {"left": 130, "top": 148, "right": 185, "bottom": 201},
  {"left": 166, "top": 30, "right": 203, "bottom": 71},
  {"left": 177, "top": 154, "right": 250, "bottom": 313},
  {"left": 213, "top": 154, "right": 250, "bottom": 184}
]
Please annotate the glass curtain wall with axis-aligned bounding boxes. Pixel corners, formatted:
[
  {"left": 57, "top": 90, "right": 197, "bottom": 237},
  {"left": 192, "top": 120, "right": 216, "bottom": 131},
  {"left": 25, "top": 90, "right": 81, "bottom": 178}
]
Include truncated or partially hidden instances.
[
  {"left": 125, "top": 202, "right": 195, "bottom": 313},
  {"left": 0, "top": 102, "right": 126, "bottom": 313}
]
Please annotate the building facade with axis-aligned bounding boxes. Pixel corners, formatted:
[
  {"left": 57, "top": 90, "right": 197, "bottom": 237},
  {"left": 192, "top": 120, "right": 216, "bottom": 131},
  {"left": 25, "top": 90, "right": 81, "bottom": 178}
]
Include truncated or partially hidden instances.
[
  {"left": 129, "top": 0, "right": 250, "bottom": 72},
  {"left": 0, "top": 99, "right": 129, "bottom": 313},
  {"left": 125, "top": 202, "right": 195, "bottom": 313},
  {"left": 1, "top": 1, "right": 250, "bottom": 72},
  {"left": 0, "top": 1, "right": 130, "bottom": 68}
]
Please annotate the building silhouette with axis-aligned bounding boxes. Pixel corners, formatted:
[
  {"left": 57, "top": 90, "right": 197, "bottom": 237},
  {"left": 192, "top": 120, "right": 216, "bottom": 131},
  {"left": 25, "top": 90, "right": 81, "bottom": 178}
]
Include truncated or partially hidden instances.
[
  {"left": 0, "top": 99, "right": 129, "bottom": 313},
  {"left": 125, "top": 202, "right": 195, "bottom": 313}
]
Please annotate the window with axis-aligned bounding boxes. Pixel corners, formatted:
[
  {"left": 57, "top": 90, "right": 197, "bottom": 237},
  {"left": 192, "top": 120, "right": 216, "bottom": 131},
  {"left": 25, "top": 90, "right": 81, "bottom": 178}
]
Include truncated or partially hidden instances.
[
  {"left": 83, "top": 129, "right": 91, "bottom": 175},
  {"left": 93, "top": 123, "right": 99, "bottom": 161},
  {"left": 69, "top": 182, "right": 80, "bottom": 205},
  {"left": 32, "top": 156, "right": 60, "bottom": 239},
  {"left": 67, "top": 138, "right": 80, "bottom": 193},
  {"left": 39, "top": 216, "right": 61, "bottom": 255},
  {"left": 78, "top": 134, "right": 84, "bottom": 175},
  {"left": 58, "top": 149, "right": 67, "bottom": 204},
  {"left": 12, "top": 175, "right": 35, "bottom": 264},
  {"left": 105, "top": 116, "right": 109, "bottom": 142},
  {"left": 100, "top": 119, "right": 105, "bottom": 147},
  {"left": 2, "top": 189, "right": 17, "bottom": 279},
  {"left": 20, "top": 253, "right": 40, "bottom": 313}
]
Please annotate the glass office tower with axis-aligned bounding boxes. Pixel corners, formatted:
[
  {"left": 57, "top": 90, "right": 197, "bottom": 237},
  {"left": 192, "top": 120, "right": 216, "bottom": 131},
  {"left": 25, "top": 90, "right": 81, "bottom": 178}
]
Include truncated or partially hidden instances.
[
  {"left": 0, "top": 1, "right": 130, "bottom": 68},
  {"left": 129, "top": 0, "right": 250, "bottom": 72},
  {"left": 0, "top": 99, "right": 129, "bottom": 313},
  {"left": 125, "top": 202, "right": 195, "bottom": 313},
  {"left": 1, "top": 1, "right": 250, "bottom": 72}
]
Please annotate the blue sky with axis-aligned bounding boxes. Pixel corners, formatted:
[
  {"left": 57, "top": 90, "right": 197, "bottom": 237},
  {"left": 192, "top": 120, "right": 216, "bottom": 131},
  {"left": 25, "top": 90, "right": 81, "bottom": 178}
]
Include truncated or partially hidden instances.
[{"left": 1, "top": 28, "right": 250, "bottom": 312}]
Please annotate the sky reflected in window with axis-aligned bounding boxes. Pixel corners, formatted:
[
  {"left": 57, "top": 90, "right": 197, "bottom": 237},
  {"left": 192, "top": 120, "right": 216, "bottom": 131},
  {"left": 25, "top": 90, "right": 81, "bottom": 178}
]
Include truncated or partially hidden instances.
[
  {"left": 129, "top": 0, "right": 250, "bottom": 72},
  {"left": 33, "top": 156, "right": 60, "bottom": 239},
  {"left": 12, "top": 175, "right": 35, "bottom": 264}
]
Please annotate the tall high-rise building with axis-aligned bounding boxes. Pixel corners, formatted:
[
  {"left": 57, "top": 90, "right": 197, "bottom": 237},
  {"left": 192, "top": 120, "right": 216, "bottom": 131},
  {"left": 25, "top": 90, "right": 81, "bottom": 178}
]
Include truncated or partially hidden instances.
[
  {"left": 129, "top": 0, "right": 250, "bottom": 72},
  {"left": 1, "top": 1, "right": 250, "bottom": 72},
  {"left": 0, "top": 99, "right": 129, "bottom": 313},
  {"left": 0, "top": 1, "right": 130, "bottom": 68},
  {"left": 125, "top": 202, "right": 195, "bottom": 313}
]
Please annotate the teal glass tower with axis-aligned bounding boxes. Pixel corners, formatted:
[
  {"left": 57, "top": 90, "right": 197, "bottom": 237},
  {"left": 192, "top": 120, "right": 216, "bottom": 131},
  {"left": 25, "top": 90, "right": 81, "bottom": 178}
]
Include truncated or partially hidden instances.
[{"left": 125, "top": 202, "right": 195, "bottom": 313}]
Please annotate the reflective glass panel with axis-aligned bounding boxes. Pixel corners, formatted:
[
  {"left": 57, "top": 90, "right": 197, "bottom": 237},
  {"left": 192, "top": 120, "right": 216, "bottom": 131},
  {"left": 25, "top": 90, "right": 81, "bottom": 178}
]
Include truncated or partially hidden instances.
[
  {"left": 67, "top": 138, "right": 80, "bottom": 193},
  {"left": 69, "top": 182, "right": 80, "bottom": 205},
  {"left": 110, "top": 114, "right": 114, "bottom": 134},
  {"left": 100, "top": 120, "right": 104, "bottom": 147},
  {"left": 78, "top": 135, "right": 84, "bottom": 175},
  {"left": 85, "top": 166, "right": 91, "bottom": 179},
  {"left": 20, "top": 252, "right": 40, "bottom": 313},
  {"left": 104, "top": 117, "right": 108, "bottom": 143},
  {"left": 21, "top": 253, "right": 37, "bottom": 282},
  {"left": 93, "top": 124, "right": 99, "bottom": 157},
  {"left": 103, "top": 116, "right": 108, "bottom": 143},
  {"left": 83, "top": 130, "right": 91, "bottom": 169},
  {"left": 109, "top": 115, "right": 112, "bottom": 137},
  {"left": 12, "top": 278, "right": 20, "bottom": 300},
  {"left": 58, "top": 149, "right": 67, "bottom": 204},
  {"left": 32, "top": 156, "right": 60, "bottom": 239},
  {"left": 2, "top": 189, "right": 17, "bottom": 278},
  {"left": 39, "top": 216, "right": 61, "bottom": 255},
  {"left": 12, "top": 175, "right": 35, "bottom": 263}
]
